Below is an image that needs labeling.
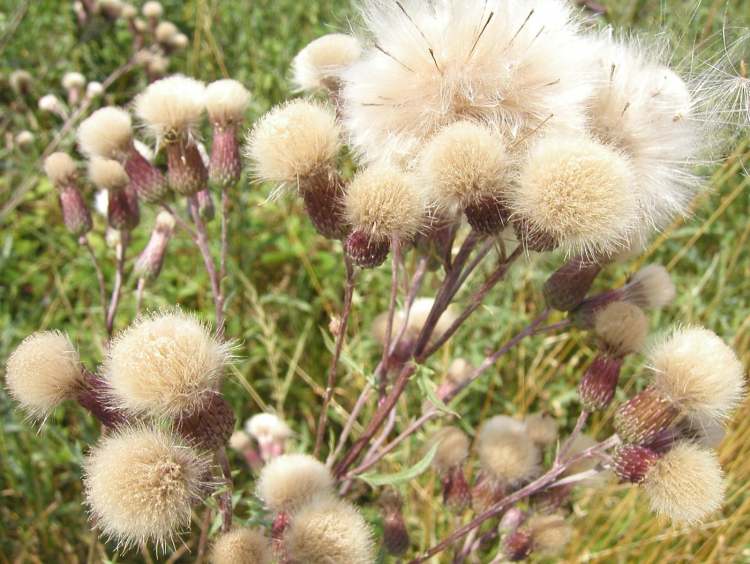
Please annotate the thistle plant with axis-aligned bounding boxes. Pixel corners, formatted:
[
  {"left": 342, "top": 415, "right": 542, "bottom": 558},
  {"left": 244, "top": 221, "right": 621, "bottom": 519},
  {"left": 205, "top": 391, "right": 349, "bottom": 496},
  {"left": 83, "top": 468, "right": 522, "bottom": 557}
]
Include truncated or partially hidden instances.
[{"left": 3, "top": 0, "right": 750, "bottom": 562}]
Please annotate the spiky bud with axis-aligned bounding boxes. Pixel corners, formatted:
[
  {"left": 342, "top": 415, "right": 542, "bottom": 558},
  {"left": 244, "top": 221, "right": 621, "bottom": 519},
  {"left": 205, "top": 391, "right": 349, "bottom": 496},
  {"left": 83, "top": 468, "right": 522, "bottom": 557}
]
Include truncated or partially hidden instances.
[
  {"left": 543, "top": 256, "right": 602, "bottom": 312},
  {"left": 379, "top": 489, "right": 409, "bottom": 556},
  {"left": 612, "top": 444, "right": 661, "bottom": 484},
  {"left": 344, "top": 229, "right": 390, "bottom": 268},
  {"left": 578, "top": 354, "right": 623, "bottom": 411},
  {"left": 44, "top": 152, "right": 92, "bottom": 236},
  {"left": 614, "top": 386, "right": 680, "bottom": 444},
  {"left": 134, "top": 211, "right": 175, "bottom": 281},
  {"left": 175, "top": 393, "right": 235, "bottom": 451}
]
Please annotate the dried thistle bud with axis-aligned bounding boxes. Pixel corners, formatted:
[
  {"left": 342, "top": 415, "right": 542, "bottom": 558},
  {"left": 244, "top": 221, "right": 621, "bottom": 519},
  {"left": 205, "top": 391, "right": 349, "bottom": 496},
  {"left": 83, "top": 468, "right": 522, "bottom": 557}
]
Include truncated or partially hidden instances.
[
  {"left": 477, "top": 416, "right": 540, "bottom": 487},
  {"left": 83, "top": 426, "right": 209, "bottom": 551},
  {"left": 284, "top": 495, "right": 375, "bottom": 564},
  {"left": 503, "top": 528, "right": 533, "bottom": 561},
  {"left": 174, "top": 393, "right": 235, "bottom": 451},
  {"left": 206, "top": 79, "right": 250, "bottom": 188},
  {"left": 134, "top": 211, "right": 175, "bottom": 281},
  {"left": 292, "top": 34, "right": 362, "bottom": 93},
  {"left": 419, "top": 121, "right": 511, "bottom": 234},
  {"left": 44, "top": 152, "right": 92, "bottom": 236},
  {"left": 379, "top": 489, "right": 409, "bottom": 556},
  {"left": 89, "top": 157, "right": 140, "bottom": 231},
  {"left": 5, "top": 331, "right": 83, "bottom": 419},
  {"left": 578, "top": 354, "right": 623, "bottom": 411},
  {"left": 593, "top": 301, "right": 648, "bottom": 356},
  {"left": 246, "top": 412, "right": 293, "bottom": 461},
  {"left": 614, "top": 386, "right": 680, "bottom": 444},
  {"left": 104, "top": 311, "right": 231, "bottom": 419},
  {"left": 543, "top": 256, "right": 602, "bottom": 312},
  {"left": 210, "top": 528, "right": 272, "bottom": 564},
  {"left": 256, "top": 454, "right": 333, "bottom": 514},
  {"left": 524, "top": 413, "right": 558, "bottom": 447},
  {"left": 613, "top": 444, "right": 662, "bottom": 484},
  {"left": 642, "top": 442, "right": 725, "bottom": 524},
  {"left": 344, "top": 164, "right": 425, "bottom": 267},
  {"left": 512, "top": 134, "right": 638, "bottom": 257}
]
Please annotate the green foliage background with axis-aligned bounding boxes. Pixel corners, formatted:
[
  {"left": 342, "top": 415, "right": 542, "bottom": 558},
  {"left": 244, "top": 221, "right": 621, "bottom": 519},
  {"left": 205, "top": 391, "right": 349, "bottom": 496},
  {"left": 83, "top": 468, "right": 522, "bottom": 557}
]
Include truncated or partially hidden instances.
[{"left": 1, "top": 0, "right": 749, "bottom": 561}]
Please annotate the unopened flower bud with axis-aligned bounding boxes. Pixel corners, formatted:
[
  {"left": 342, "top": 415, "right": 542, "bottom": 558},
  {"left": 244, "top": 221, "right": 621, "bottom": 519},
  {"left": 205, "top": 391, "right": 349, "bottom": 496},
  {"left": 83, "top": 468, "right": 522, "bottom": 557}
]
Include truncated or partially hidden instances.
[
  {"left": 613, "top": 444, "right": 662, "bottom": 484},
  {"left": 444, "top": 466, "right": 472, "bottom": 511},
  {"left": 345, "top": 228, "right": 390, "bottom": 268},
  {"left": 166, "top": 136, "right": 209, "bottom": 196},
  {"left": 614, "top": 386, "right": 680, "bottom": 444},
  {"left": 134, "top": 211, "right": 175, "bottom": 281},
  {"left": 578, "top": 354, "right": 623, "bottom": 411},
  {"left": 62, "top": 71, "right": 86, "bottom": 106},
  {"left": 379, "top": 489, "right": 409, "bottom": 556},
  {"left": 543, "top": 256, "right": 602, "bottom": 312},
  {"left": 175, "top": 393, "right": 236, "bottom": 451},
  {"left": 125, "top": 144, "right": 168, "bottom": 202}
]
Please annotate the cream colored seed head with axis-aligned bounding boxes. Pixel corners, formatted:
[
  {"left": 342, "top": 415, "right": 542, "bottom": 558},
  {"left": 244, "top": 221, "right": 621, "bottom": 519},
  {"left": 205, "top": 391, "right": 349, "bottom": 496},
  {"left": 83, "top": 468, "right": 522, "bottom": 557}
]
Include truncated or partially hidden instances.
[
  {"left": 205, "top": 79, "right": 251, "bottom": 124},
  {"left": 594, "top": 301, "right": 649, "bottom": 356},
  {"left": 430, "top": 426, "right": 470, "bottom": 473},
  {"left": 142, "top": 1, "right": 163, "bottom": 19},
  {"left": 155, "top": 21, "right": 178, "bottom": 44},
  {"left": 524, "top": 413, "right": 558, "bottom": 446},
  {"left": 445, "top": 358, "right": 473, "bottom": 386},
  {"left": 256, "top": 454, "right": 333, "bottom": 513},
  {"left": 626, "top": 264, "right": 676, "bottom": 309},
  {"left": 229, "top": 430, "right": 252, "bottom": 452},
  {"left": 245, "top": 412, "right": 292, "bottom": 441},
  {"left": 44, "top": 152, "right": 77, "bottom": 186},
  {"left": 344, "top": 164, "right": 426, "bottom": 241},
  {"left": 210, "top": 528, "right": 272, "bottom": 564},
  {"left": 284, "top": 495, "right": 375, "bottom": 564},
  {"left": 62, "top": 71, "right": 86, "bottom": 91},
  {"left": 170, "top": 33, "right": 189, "bottom": 50},
  {"left": 477, "top": 415, "right": 539, "bottom": 484},
  {"left": 83, "top": 426, "right": 209, "bottom": 552},
  {"left": 643, "top": 442, "right": 725, "bottom": 524},
  {"left": 419, "top": 121, "right": 509, "bottom": 211},
  {"left": 513, "top": 134, "right": 638, "bottom": 257},
  {"left": 292, "top": 33, "right": 362, "bottom": 92},
  {"left": 88, "top": 157, "right": 129, "bottom": 191},
  {"left": 134, "top": 74, "right": 206, "bottom": 138},
  {"left": 528, "top": 513, "right": 573, "bottom": 555},
  {"left": 104, "top": 311, "right": 231, "bottom": 419},
  {"left": 245, "top": 99, "right": 340, "bottom": 185},
  {"left": 650, "top": 327, "right": 745, "bottom": 424},
  {"left": 77, "top": 106, "right": 133, "bottom": 158},
  {"left": 5, "top": 331, "right": 82, "bottom": 419}
]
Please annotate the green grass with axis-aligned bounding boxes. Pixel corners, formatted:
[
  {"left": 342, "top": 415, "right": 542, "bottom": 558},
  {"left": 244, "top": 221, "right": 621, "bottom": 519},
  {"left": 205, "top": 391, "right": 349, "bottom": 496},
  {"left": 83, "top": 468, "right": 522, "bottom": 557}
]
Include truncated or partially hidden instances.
[{"left": 1, "top": 0, "right": 749, "bottom": 562}]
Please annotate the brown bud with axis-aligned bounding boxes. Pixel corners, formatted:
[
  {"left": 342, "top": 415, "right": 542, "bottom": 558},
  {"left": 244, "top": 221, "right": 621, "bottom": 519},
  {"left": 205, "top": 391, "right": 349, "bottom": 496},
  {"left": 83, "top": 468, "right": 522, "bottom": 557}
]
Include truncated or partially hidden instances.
[
  {"left": 464, "top": 196, "right": 511, "bottom": 235},
  {"left": 578, "top": 354, "right": 622, "bottom": 411},
  {"left": 175, "top": 393, "right": 236, "bottom": 451},
  {"left": 543, "top": 256, "right": 602, "bottom": 311},
  {"left": 59, "top": 186, "right": 92, "bottom": 236},
  {"left": 123, "top": 145, "right": 168, "bottom": 202},
  {"left": 504, "top": 528, "right": 533, "bottom": 561},
  {"left": 513, "top": 218, "right": 557, "bottom": 253},
  {"left": 614, "top": 386, "right": 680, "bottom": 444},
  {"left": 209, "top": 124, "right": 242, "bottom": 189},
  {"left": 345, "top": 229, "right": 390, "bottom": 268},
  {"left": 442, "top": 466, "right": 471, "bottom": 511},
  {"left": 612, "top": 444, "right": 661, "bottom": 483},
  {"left": 134, "top": 211, "right": 175, "bottom": 281},
  {"left": 380, "top": 489, "right": 409, "bottom": 556},
  {"left": 166, "top": 136, "right": 208, "bottom": 196},
  {"left": 107, "top": 184, "right": 139, "bottom": 231},
  {"left": 299, "top": 168, "right": 348, "bottom": 240}
]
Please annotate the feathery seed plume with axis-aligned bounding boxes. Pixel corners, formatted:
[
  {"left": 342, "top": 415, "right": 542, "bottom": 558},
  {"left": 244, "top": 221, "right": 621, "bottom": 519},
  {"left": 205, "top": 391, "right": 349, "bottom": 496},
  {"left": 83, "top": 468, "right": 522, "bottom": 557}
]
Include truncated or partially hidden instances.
[
  {"left": 293, "top": 33, "right": 362, "bottom": 93},
  {"left": 256, "top": 453, "right": 334, "bottom": 513},
  {"left": 210, "top": 528, "right": 272, "bottom": 564}
]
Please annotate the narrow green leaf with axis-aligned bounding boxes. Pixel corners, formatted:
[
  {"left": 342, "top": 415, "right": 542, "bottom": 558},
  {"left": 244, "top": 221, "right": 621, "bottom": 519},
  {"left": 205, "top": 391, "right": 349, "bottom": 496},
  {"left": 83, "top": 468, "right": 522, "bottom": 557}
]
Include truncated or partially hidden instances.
[{"left": 357, "top": 442, "right": 439, "bottom": 487}]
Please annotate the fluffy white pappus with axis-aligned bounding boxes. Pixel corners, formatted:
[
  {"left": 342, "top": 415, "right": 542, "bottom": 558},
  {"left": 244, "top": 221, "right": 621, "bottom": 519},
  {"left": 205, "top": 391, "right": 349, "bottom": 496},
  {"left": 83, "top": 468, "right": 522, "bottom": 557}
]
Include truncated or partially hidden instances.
[
  {"left": 341, "top": 0, "right": 593, "bottom": 165},
  {"left": 62, "top": 71, "right": 86, "bottom": 91},
  {"left": 77, "top": 106, "right": 133, "bottom": 158},
  {"left": 292, "top": 33, "right": 362, "bottom": 92},
  {"left": 586, "top": 34, "right": 708, "bottom": 241},
  {"left": 155, "top": 21, "right": 179, "bottom": 44},
  {"left": 256, "top": 454, "right": 334, "bottom": 513},
  {"left": 284, "top": 495, "right": 375, "bottom": 564},
  {"left": 86, "top": 81, "right": 104, "bottom": 99},
  {"left": 83, "top": 426, "right": 210, "bottom": 552},
  {"left": 430, "top": 426, "right": 470, "bottom": 473},
  {"left": 523, "top": 413, "right": 558, "bottom": 446},
  {"left": 142, "top": 0, "right": 163, "bottom": 19},
  {"left": 205, "top": 79, "right": 251, "bottom": 124},
  {"left": 344, "top": 164, "right": 427, "bottom": 241},
  {"left": 512, "top": 134, "right": 638, "bottom": 257},
  {"left": 527, "top": 513, "right": 573, "bottom": 555},
  {"left": 649, "top": 327, "right": 745, "bottom": 424},
  {"left": 245, "top": 99, "right": 340, "bottom": 186},
  {"left": 134, "top": 75, "right": 206, "bottom": 138},
  {"left": 5, "top": 331, "right": 83, "bottom": 419},
  {"left": 44, "top": 152, "right": 77, "bottom": 186},
  {"left": 624, "top": 264, "right": 676, "bottom": 309},
  {"left": 477, "top": 415, "right": 539, "bottom": 484},
  {"left": 419, "top": 120, "right": 510, "bottom": 211},
  {"left": 104, "top": 311, "right": 231, "bottom": 419},
  {"left": 245, "top": 412, "right": 293, "bottom": 441},
  {"left": 38, "top": 94, "right": 65, "bottom": 114},
  {"left": 594, "top": 301, "right": 649, "bottom": 356},
  {"left": 210, "top": 528, "right": 272, "bottom": 564},
  {"left": 643, "top": 442, "right": 725, "bottom": 524},
  {"left": 372, "top": 297, "right": 459, "bottom": 345},
  {"left": 88, "top": 157, "right": 129, "bottom": 191}
]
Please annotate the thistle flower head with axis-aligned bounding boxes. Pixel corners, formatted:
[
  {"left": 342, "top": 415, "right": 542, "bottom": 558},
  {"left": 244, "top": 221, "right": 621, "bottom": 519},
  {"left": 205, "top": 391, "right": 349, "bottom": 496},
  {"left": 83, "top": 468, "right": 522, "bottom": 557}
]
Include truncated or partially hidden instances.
[
  {"left": 104, "top": 311, "right": 231, "bottom": 419},
  {"left": 205, "top": 79, "right": 251, "bottom": 125},
  {"left": 44, "top": 152, "right": 77, "bottom": 187},
  {"left": 293, "top": 33, "right": 362, "bottom": 92},
  {"left": 256, "top": 454, "right": 334, "bottom": 513},
  {"left": 83, "top": 426, "right": 209, "bottom": 551},
  {"left": 171, "top": 33, "right": 189, "bottom": 50},
  {"left": 77, "top": 107, "right": 133, "bottom": 159},
  {"left": 284, "top": 495, "right": 375, "bottom": 564},
  {"left": 210, "top": 528, "right": 272, "bottom": 564},
  {"left": 344, "top": 164, "right": 426, "bottom": 242},
  {"left": 594, "top": 301, "right": 649, "bottom": 356},
  {"left": 524, "top": 413, "right": 558, "bottom": 446},
  {"left": 5, "top": 331, "right": 83, "bottom": 419},
  {"left": 155, "top": 21, "right": 179, "bottom": 44},
  {"left": 62, "top": 71, "right": 86, "bottom": 91},
  {"left": 477, "top": 415, "right": 539, "bottom": 484},
  {"left": 88, "top": 157, "right": 129, "bottom": 191},
  {"left": 9, "top": 69, "right": 32, "bottom": 95},
  {"left": 16, "top": 130, "right": 34, "bottom": 148},
  {"left": 134, "top": 75, "right": 206, "bottom": 140},
  {"left": 429, "top": 426, "right": 470, "bottom": 473},
  {"left": 512, "top": 134, "right": 638, "bottom": 256},
  {"left": 142, "top": 0, "right": 163, "bottom": 19},
  {"left": 642, "top": 442, "right": 725, "bottom": 524},
  {"left": 624, "top": 264, "right": 676, "bottom": 309},
  {"left": 245, "top": 412, "right": 293, "bottom": 441},
  {"left": 39, "top": 94, "right": 65, "bottom": 115},
  {"left": 86, "top": 81, "right": 104, "bottom": 99},
  {"left": 121, "top": 3, "right": 137, "bottom": 19},
  {"left": 649, "top": 327, "right": 745, "bottom": 424},
  {"left": 342, "top": 0, "right": 592, "bottom": 165},
  {"left": 527, "top": 513, "right": 572, "bottom": 555}
]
